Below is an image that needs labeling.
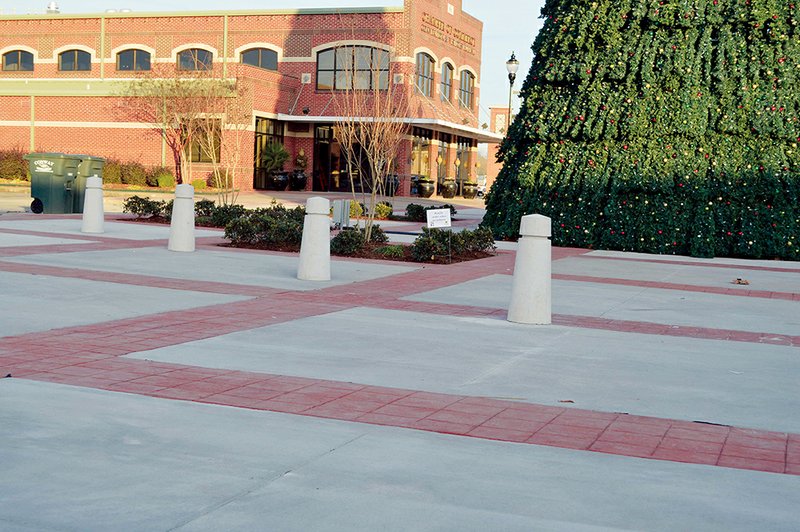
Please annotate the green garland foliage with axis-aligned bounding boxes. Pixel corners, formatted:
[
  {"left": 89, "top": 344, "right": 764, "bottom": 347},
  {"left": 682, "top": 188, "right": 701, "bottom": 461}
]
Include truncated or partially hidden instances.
[{"left": 484, "top": 0, "right": 799, "bottom": 260}]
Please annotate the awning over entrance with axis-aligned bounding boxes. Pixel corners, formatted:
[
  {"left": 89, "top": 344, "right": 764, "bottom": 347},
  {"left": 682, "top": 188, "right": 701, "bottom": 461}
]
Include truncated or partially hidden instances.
[{"left": 275, "top": 114, "right": 504, "bottom": 144}]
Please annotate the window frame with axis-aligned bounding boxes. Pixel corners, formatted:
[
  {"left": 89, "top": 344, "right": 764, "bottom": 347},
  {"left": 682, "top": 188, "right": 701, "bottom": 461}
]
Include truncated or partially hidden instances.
[
  {"left": 177, "top": 48, "right": 213, "bottom": 71},
  {"left": 316, "top": 45, "right": 390, "bottom": 91},
  {"left": 240, "top": 47, "right": 278, "bottom": 71},
  {"left": 58, "top": 49, "right": 91, "bottom": 72},
  {"left": 458, "top": 70, "right": 475, "bottom": 109},
  {"left": 415, "top": 52, "right": 434, "bottom": 97},
  {"left": 440, "top": 63, "right": 453, "bottom": 102},
  {"left": 2, "top": 50, "right": 34, "bottom": 72},
  {"left": 116, "top": 48, "right": 151, "bottom": 72}
]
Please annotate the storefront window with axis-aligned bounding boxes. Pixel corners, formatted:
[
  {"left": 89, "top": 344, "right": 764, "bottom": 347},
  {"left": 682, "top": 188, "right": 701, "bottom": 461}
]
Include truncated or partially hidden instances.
[{"left": 411, "top": 127, "right": 432, "bottom": 176}]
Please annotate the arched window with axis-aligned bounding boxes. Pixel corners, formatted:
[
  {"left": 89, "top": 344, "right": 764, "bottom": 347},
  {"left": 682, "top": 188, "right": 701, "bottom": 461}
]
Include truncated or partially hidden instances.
[
  {"left": 241, "top": 48, "right": 278, "bottom": 71},
  {"left": 2, "top": 50, "right": 34, "bottom": 71},
  {"left": 458, "top": 70, "right": 475, "bottom": 109},
  {"left": 59, "top": 49, "right": 91, "bottom": 71},
  {"left": 440, "top": 63, "right": 453, "bottom": 102},
  {"left": 316, "top": 45, "right": 389, "bottom": 91},
  {"left": 178, "top": 48, "right": 213, "bottom": 71},
  {"left": 415, "top": 52, "right": 434, "bottom": 97},
  {"left": 116, "top": 49, "right": 151, "bottom": 71}
]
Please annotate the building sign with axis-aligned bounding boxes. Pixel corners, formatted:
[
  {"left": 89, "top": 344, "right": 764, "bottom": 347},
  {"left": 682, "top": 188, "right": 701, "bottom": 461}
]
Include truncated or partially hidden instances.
[
  {"left": 426, "top": 208, "right": 452, "bottom": 228},
  {"left": 421, "top": 12, "right": 476, "bottom": 54}
]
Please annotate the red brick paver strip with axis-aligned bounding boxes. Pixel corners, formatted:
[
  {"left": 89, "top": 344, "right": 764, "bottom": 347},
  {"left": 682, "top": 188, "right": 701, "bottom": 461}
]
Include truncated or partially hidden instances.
[{"left": 2, "top": 224, "right": 798, "bottom": 476}]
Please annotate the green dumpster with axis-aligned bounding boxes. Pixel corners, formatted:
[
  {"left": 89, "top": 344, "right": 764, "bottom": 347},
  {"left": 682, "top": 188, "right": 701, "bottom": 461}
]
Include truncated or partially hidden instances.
[
  {"left": 73, "top": 155, "right": 106, "bottom": 214},
  {"left": 24, "top": 153, "right": 82, "bottom": 214}
]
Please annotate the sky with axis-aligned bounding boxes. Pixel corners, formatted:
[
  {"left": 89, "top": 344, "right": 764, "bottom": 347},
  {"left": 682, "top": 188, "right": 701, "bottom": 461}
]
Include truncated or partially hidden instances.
[{"left": 0, "top": 0, "right": 547, "bottom": 126}]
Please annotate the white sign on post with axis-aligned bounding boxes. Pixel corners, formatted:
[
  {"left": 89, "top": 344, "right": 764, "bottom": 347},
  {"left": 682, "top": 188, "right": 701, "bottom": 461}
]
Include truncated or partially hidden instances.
[{"left": 426, "top": 208, "right": 452, "bottom": 229}]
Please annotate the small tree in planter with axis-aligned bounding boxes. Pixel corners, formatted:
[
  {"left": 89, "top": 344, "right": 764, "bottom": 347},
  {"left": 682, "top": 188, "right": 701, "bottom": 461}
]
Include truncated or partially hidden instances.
[
  {"left": 290, "top": 149, "right": 308, "bottom": 190},
  {"left": 261, "top": 142, "right": 290, "bottom": 190}
]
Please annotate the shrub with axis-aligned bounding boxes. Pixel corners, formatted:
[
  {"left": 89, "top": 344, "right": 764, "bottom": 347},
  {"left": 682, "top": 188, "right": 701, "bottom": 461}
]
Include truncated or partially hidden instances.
[
  {"left": 350, "top": 201, "right": 364, "bottom": 218},
  {"left": 103, "top": 159, "right": 123, "bottom": 184},
  {"left": 0, "top": 149, "right": 28, "bottom": 180},
  {"left": 224, "top": 210, "right": 303, "bottom": 247},
  {"left": 369, "top": 224, "right": 389, "bottom": 244},
  {"left": 405, "top": 203, "right": 457, "bottom": 222},
  {"left": 456, "top": 226, "right": 496, "bottom": 254},
  {"left": 211, "top": 204, "right": 248, "bottom": 227},
  {"left": 375, "top": 245, "right": 404, "bottom": 259},
  {"left": 410, "top": 227, "right": 451, "bottom": 262},
  {"left": 120, "top": 162, "right": 148, "bottom": 186},
  {"left": 191, "top": 178, "right": 208, "bottom": 190},
  {"left": 163, "top": 199, "right": 174, "bottom": 220},
  {"left": 330, "top": 227, "right": 366, "bottom": 255},
  {"left": 156, "top": 173, "right": 175, "bottom": 188},
  {"left": 194, "top": 199, "right": 216, "bottom": 218},
  {"left": 373, "top": 201, "right": 393, "bottom": 219},
  {"left": 122, "top": 195, "right": 166, "bottom": 218},
  {"left": 146, "top": 166, "right": 174, "bottom": 187}
]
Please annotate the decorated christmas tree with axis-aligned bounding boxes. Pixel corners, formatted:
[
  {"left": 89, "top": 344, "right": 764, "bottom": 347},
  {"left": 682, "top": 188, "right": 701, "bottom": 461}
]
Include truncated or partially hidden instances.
[{"left": 483, "top": 0, "right": 799, "bottom": 260}]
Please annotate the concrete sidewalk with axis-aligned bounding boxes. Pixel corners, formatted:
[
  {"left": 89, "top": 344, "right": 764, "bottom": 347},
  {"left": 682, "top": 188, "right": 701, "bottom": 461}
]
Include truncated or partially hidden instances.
[{"left": 0, "top": 213, "right": 798, "bottom": 531}]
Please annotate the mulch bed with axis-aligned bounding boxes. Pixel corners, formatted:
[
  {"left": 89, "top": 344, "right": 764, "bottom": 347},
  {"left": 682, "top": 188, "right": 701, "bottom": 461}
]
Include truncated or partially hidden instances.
[{"left": 121, "top": 216, "right": 495, "bottom": 264}]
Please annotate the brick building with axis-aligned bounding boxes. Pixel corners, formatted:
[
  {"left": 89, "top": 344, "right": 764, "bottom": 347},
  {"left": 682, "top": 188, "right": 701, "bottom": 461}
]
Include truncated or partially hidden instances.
[{"left": 0, "top": 0, "right": 501, "bottom": 195}]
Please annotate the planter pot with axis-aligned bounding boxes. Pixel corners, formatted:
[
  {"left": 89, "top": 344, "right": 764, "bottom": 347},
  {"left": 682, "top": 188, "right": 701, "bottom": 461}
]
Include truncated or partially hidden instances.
[
  {"left": 289, "top": 171, "right": 307, "bottom": 191},
  {"left": 461, "top": 182, "right": 478, "bottom": 199},
  {"left": 439, "top": 179, "right": 457, "bottom": 199},
  {"left": 268, "top": 171, "right": 289, "bottom": 191},
  {"left": 417, "top": 179, "right": 435, "bottom": 198}
]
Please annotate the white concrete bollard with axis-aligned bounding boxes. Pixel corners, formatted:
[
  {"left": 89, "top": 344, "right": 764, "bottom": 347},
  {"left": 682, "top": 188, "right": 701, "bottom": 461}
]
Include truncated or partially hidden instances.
[
  {"left": 507, "top": 214, "right": 552, "bottom": 325},
  {"left": 297, "top": 196, "right": 331, "bottom": 281},
  {"left": 168, "top": 184, "right": 195, "bottom": 252},
  {"left": 81, "top": 175, "right": 104, "bottom": 234}
]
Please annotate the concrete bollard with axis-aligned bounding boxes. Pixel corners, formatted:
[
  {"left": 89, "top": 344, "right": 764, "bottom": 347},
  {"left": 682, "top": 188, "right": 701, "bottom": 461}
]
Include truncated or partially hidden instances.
[
  {"left": 168, "top": 184, "right": 195, "bottom": 252},
  {"left": 81, "top": 175, "right": 104, "bottom": 234},
  {"left": 297, "top": 196, "right": 331, "bottom": 281},
  {"left": 507, "top": 214, "right": 552, "bottom": 325}
]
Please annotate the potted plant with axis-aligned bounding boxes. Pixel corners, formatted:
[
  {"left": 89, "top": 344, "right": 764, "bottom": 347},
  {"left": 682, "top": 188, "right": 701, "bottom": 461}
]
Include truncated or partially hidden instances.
[
  {"left": 261, "top": 142, "right": 290, "bottom": 190},
  {"left": 416, "top": 176, "right": 435, "bottom": 198},
  {"left": 439, "top": 177, "right": 457, "bottom": 199},
  {"left": 290, "top": 148, "right": 308, "bottom": 191},
  {"left": 461, "top": 179, "right": 478, "bottom": 199}
]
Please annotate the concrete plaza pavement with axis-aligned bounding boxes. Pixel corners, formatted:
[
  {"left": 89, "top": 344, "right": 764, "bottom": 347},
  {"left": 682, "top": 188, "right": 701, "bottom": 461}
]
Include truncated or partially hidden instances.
[{"left": 0, "top": 203, "right": 799, "bottom": 530}]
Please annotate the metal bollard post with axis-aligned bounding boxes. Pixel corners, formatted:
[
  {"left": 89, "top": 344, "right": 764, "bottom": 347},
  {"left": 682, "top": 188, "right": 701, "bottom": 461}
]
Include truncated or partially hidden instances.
[
  {"left": 297, "top": 196, "right": 331, "bottom": 281},
  {"left": 507, "top": 214, "right": 552, "bottom": 325},
  {"left": 168, "top": 184, "right": 195, "bottom": 252},
  {"left": 81, "top": 175, "right": 104, "bottom": 234}
]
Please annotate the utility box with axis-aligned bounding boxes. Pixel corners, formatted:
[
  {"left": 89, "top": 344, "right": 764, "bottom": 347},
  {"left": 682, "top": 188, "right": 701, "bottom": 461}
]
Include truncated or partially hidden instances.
[
  {"left": 73, "top": 155, "right": 106, "bottom": 213},
  {"left": 24, "top": 153, "right": 82, "bottom": 214}
]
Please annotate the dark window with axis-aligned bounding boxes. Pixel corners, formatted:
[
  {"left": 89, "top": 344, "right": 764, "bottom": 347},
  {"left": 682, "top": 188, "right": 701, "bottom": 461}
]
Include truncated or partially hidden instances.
[
  {"left": 415, "top": 53, "right": 434, "bottom": 97},
  {"left": 178, "top": 48, "right": 213, "bottom": 71},
  {"left": 411, "top": 127, "right": 432, "bottom": 176},
  {"left": 116, "top": 49, "right": 151, "bottom": 71},
  {"left": 59, "top": 49, "right": 91, "bottom": 71},
  {"left": 438, "top": 132, "right": 451, "bottom": 178},
  {"left": 440, "top": 63, "right": 453, "bottom": 102},
  {"left": 241, "top": 48, "right": 278, "bottom": 71},
  {"left": 458, "top": 70, "right": 475, "bottom": 109},
  {"left": 316, "top": 45, "right": 389, "bottom": 91},
  {"left": 455, "top": 136, "right": 471, "bottom": 181},
  {"left": 2, "top": 50, "right": 34, "bottom": 71}
]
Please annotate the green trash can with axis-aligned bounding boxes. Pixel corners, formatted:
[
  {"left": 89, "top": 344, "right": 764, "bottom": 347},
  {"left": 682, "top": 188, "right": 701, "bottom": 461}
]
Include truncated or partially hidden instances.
[
  {"left": 73, "top": 155, "right": 106, "bottom": 214},
  {"left": 24, "top": 153, "right": 83, "bottom": 214}
]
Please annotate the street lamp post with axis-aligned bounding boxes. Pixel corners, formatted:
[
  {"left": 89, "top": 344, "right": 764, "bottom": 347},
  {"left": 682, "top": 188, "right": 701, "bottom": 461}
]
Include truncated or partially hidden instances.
[{"left": 506, "top": 52, "right": 519, "bottom": 133}]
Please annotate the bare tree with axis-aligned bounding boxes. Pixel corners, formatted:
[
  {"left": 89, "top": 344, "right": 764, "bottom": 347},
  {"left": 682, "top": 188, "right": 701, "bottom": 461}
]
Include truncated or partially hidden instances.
[
  {"left": 330, "top": 44, "right": 411, "bottom": 241},
  {"left": 193, "top": 75, "right": 252, "bottom": 206}
]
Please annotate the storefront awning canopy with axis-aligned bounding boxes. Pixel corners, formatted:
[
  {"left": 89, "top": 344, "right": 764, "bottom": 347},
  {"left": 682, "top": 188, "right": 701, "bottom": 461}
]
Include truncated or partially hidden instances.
[{"left": 276, "top": 113, "right": 504, "bottom": 144}]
